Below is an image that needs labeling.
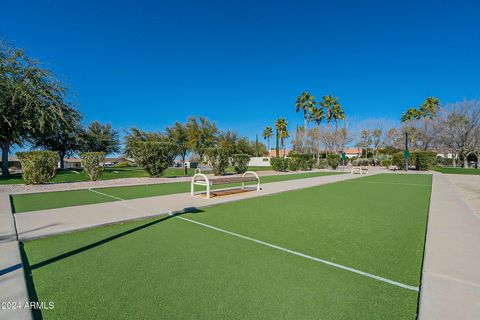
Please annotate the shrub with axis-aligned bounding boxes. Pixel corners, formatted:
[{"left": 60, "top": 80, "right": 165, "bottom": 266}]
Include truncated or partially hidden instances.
[
  {"left": 81, "top": 152, "right": 106, "bottom": 181},
  {"left": 412, "top": 151, "right": 437, "bottom": 171},
  {"left": 436, "top": 156, "right": 453, "bottom": 167},
  {"left": 231, "top": 154, "right": 250, "bottom": 174},
  {"left": 316, "top": 158, "right": 329, "bottom": 169},
  {"left": 381, "top": 159, "right": 392, "bottom": 167},
  {"left": 131, "top": 142, "right": 179, "bottom": 177},
  {"left": 16, "top": 151, "right": 58, "bottom": 184},
  {"left": 290, "top": 153, "right": 314, "bottom": 171},
  {"left": 288, "top": 157, "right": 300, "bottom": 171},
  {"left": 392, "top": 152, "right": 405, "bottom": 169},
  {"left": 206, "top": 147, "right": 230, "bottom": 175},
  {"left": 270, "top": 157, "right": 289, "bottom": 171},
  {"left": 327, "top": 154, "right": 341, "bottom": 169},
  {"left": 112, "top": 161, "right": 130, "bottom": 168}
]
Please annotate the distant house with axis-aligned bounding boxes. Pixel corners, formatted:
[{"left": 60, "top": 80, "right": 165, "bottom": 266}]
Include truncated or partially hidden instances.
[
  {"left": 268, "top": 149, "right": 291, "bottom": 158},
  {"left": 64, "top": 158, "right": 82, "bottom": 169},
  {"left": 8, "top": 157, "right": 21, "bottom": 170},
  {"left": 343, "top": 148, "right": 362, "bottom": 158}
]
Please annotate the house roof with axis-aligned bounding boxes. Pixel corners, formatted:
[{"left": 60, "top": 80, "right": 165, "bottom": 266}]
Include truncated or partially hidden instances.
[{"left": 343, "top": 148, "right": 362, "bottom": 154}]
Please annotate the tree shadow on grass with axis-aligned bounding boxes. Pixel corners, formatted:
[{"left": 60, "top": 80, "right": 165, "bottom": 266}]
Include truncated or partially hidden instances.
[{"left": 20, "top": 207, "right": 204, "bottom": 319}]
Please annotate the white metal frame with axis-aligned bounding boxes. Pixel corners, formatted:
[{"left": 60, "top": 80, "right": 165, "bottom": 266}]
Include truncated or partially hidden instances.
[{"left": 191, "top": 171, "right": 260, "bottom": 199}]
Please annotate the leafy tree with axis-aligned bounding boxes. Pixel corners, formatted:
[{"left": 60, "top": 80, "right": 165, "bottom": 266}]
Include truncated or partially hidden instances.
[
  {"left": 236, "top": 137, "right": 252, "bottom": 155},
  {"left": 186, "top": 116, "right": 218, "bottom": 162},
  {"left": 308, "top": 106, "right": 325, "bottom": 128},
  {"left": 130, "top": 141, "right": 179, "bottom": 177},
  {"left": 275, "top": 118, "right": 289, "bottom": 157},
  {"left": 124, "top": 128, "right": 164, "bottom": 158},
  {"left": 217, "top": 130, "right": 239, "bottom": 155},
  {"left": 31, "top": 104, "right": 83, "bottom": 169},
  {"left": 356, "top": 129, "right": 372, "bottom": 158},
  {"left": 295, "top": 92, "right": 315, "bottom": 143},
  {"left": 81, "top": 121, "right": 120, "bottom": 155},
  {"left": 1, "top": 43, "right": 71, "bottom": 176},
  {"left": 81, "top": 152, "right": 105, "bottom": 181},
  {"left": 166, "top": 122, "right": 189, "bottom": 175},
  {"left": 401, "top": 108, "right": 421, "bottom": 122},
  {"left": 419, "top": 97, "right": 441, "bottom": 124},
  {"left": 262, "top": 126, "right": 273, "bottom": 151}
]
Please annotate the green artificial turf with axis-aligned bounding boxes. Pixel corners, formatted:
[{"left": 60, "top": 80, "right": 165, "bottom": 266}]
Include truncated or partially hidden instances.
[
  {"left": 22, "top": 173, "right": 431, "bottom": 320},
  {"left": 0, "top": 166, "right": 274, "bottom": 185},
  {"left": 12, "top": 171, "right": 341, "bottom": 213},
  {"left": 431, "top": 166, "right": 480, "bottom": 175}
]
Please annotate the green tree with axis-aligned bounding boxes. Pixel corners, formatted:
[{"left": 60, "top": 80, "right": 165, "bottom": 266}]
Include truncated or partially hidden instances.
[
  {"left": 332, "top": 101, "right": 345, "bottom": 130},
  {"left": 217, "top": 130, "right": 239, "bottom": 155},
  {"left": 275, "top": 118, "right": 289, "bottom": 157},
  {"left": 295, "top": 92, "right": 315, "bottom": 143},
  {"left": 401, "top": 108, "right": 421, "bottom": 122},
  {"left": 308, "top": 107, "right": 325, "bottom": 128},
  {"left": 81, "top": 121, "right": 120, "bottom": 155},
  {"left": 31, "top": 104, "right": 83, "bottom": 169},
  {"left": 1, "top": 43, "right": 72, "bottom": 176},
  {"left": 124, "top": 128, "right": 164, "bottom": 157},
  {"left": 262, "top": 126, "right": 273, "bottom": 151},
  {"left": 166, "top": 122, "right": 189, "bottom": 175},
  {"left": 186, "top": 116, "right": 218, "bottom": 162},
  {"left": 319, "top": 95, "right": 339, "bottom": 128}
]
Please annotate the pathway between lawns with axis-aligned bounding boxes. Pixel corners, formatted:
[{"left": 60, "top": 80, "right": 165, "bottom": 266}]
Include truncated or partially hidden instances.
[
  {"left": 15, "top": 172, "right": 374, "bottom": 240},
  {"left": 418, "top": 173, "right": 480, "bottom": 320}
]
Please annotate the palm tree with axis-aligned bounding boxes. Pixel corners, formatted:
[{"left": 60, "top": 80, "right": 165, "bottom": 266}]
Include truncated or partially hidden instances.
[
  {"left": 319, "top": 95, "right": 338, "bottom": 128},
  {"left": 401, "top": 108, "right": 421, "bottom": 123},
  {"left": 419, "top": 97, "right": 441, "bottom": 128},
  {"left": 295, "top": 92, "right": 315, "bottom": 143},
  {"left": 332, "top": 102, "right": 345, "bottom": 130},
  {"left": 262, "top": 126, "right": 273, "bottom": 151},
  {"left": 308, "top": 107, "right": 325, "bottom": 128},
  {"left": 275, "top": 118, "right": 289, "bottom": 157}
]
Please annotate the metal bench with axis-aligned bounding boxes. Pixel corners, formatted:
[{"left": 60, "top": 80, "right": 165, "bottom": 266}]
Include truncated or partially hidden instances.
[
  {"left": 351, "top": 166, "right": 369, "bottom": 175},
  {"left": 191, "top": 171, "right": 260, "bottom": 199}
]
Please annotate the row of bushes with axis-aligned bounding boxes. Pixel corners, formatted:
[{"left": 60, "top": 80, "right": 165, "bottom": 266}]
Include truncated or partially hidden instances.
[
  {"left": 271, "top": 154, "right": 342, "bottom": 172},
  {"left": 16, "top": 151, "right": 106, "bottom": 184},
  {"left": 391, "top": 151, "right": 437, "bottom": 170}
]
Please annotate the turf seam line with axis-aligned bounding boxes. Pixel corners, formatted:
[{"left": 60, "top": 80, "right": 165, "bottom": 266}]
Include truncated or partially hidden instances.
[
  {"left": 175, "top": 216, "right": 419, "bottom": 292},
  {"left": 88, "top": 188, "right": 124, "bottom": 201}
]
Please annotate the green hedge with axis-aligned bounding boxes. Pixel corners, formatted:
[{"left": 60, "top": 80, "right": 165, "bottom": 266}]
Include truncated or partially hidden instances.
[
  {"left": 411, "top": 151, "right": 437, "bottom": 171},
  {"left": 206, "top": 147, "right": 230, "bottom": 176},
  {"left": 316, "top": 159, "right": 328, "bottom": 169},
  {"left": 81, "top": 152, "right": 106, "bottom": 181},
  {"left": 16, "top": 151, "right": 58, "bottom": 184},
  {"left": 327, "top": 154, "right": 341, "bottom": 169},
  {"left": 231, "top": 154, "right": 250, "bottom": 174},
  {"left": 392, "top": 152, "right": 405, "bottom": 169},
  {"left": 131, "top": 141, "right": 179, "bottom": 177},
  {"left": 380, "top": 159, "right": 393, "bottom": 168},
  {"left": 112, "top": 161, "right": 130, "bottom": 168},
  {"left": 270, "top": 157, "right": 289, "bottom": 172}
]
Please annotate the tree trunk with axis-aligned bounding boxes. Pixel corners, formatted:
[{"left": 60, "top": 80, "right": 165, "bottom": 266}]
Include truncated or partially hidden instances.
[
  {"left": 452, "top": 151, "right": 456, "bottom": 167},
  {"left": 59, "top": 151, "right": 65, "bottom": 169},
  {"left": 182, "top": 153, "right": 187, "bottom": 175},
  {"left": 304, "top": 116, "right": 307, "bottom": 147},
  {"left": 1, "top": 142, "right": 9, "bottom": 176}
]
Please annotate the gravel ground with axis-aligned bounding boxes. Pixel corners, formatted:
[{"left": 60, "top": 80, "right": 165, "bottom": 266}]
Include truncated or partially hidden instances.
[{"left": 0, "top": 169, "right": 345, "bottom": 194}]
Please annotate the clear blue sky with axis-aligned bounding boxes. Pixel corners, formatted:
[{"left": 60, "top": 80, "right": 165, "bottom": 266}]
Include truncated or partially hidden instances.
[{"left": 1, "top": 0, "right": 479, "bottom": 144}]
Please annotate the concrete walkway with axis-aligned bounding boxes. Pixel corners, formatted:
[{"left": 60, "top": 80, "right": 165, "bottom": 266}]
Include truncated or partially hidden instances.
[
  {"left": 0, "top": 194, "right": 32, "bottom": 320},
  {"left": 418, "top": 173, "right": 480, "bottom": 319},
  {"left": 15, "top": 172, "right": 367, "bottom": 240}
]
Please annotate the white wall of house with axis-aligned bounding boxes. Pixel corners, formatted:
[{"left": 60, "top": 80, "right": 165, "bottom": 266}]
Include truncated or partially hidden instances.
[{"left": 248, "top": 157, "right": 271, "bottom": 167}]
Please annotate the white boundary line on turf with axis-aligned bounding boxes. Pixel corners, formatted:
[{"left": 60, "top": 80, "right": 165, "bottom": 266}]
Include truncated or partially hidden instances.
[
  {"left": 88, "top": 188, "right": 125, "bottom": 201},
  {"left": 88, "top": 184, "right": 419, "bottom": 292},
  {"left": 345, "top": 181, "right": 430, "bottom": 187},
  {"left": 175, "top": 215, "right": 419, "bottom": 292}
]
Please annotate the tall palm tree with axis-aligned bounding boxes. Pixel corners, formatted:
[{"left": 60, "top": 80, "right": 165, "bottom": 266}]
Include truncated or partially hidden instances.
[
  {"left": 332, "top": 102, "right": 345, "bottom": 130},
  {"left": 419, "top": 97, "right": 441, "bottom": 128},
  {"left": 262, "top": 126, "right": 273, "bottom": 151},
  {"left": 401, "top": 108, "right": 421, "bottom": 123},
  {"left": 295, "top": 92, "right": 315, "bottom": 143},
  {"left": 318, "top": 95, "right": 338, "bottom": 128},
  {"left": 308, "top": 107, "right": 325, "bottom": 128},
  {"left": 275, "top": 118, "right": 289, "bottom": 157}
]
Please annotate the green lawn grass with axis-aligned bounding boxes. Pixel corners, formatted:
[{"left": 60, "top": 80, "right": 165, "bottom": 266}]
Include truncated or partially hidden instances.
[
  {"left": 432, "top": 166, "right": 480, "bottom": 175},
  {"left": 0, "top": 166, "right": 274, "bottom": 185},
  {"left": 12, "top": 171, "right": 341, "bottom": 213},
  {"left": 22, "top": 173, "right": 431, "bottom": 319}
]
